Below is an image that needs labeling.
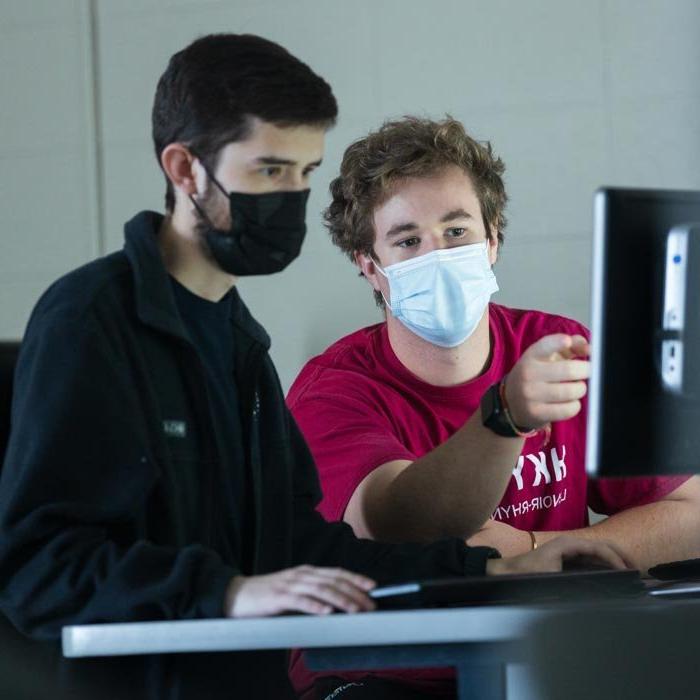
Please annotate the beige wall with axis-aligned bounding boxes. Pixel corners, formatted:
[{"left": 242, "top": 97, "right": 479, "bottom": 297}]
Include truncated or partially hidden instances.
[{"left": 2, "top": 0, "right": 700, "bottom": 391}]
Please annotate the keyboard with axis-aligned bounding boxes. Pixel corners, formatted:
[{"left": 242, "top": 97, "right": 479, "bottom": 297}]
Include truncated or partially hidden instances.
[
  {"left": 369, "top": 569, "right": 643, "bottom": 609},
  {"left": 648, "top": 557, "right": 700, "bottom": 580}
]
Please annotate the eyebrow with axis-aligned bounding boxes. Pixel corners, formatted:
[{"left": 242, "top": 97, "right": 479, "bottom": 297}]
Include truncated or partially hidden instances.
[
  {"left": 440, "top": 208, "right": 473, "bottom": 223},
  {"left": 254, "top": 156, "right": 323, "bottom": 168},
  {"left": 385, "top": 222, "right": 419, "bottom": 238},
  {"left": 385, "top": 208, "right": 473, "bottom": 239}
]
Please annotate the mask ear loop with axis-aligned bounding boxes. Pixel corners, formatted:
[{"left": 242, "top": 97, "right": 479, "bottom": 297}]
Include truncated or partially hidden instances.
[
  {"left": 188, "top": 193, "right": 211, "bottom": 224},
  {"left": 198, "top": 162, "right": 229, "bottom": 198},
  {"left": 188, "top": 150, "right": 230, "bottom": 225},
  {"left": 370, "top": 254, "right": 393, "bottom": 311}
]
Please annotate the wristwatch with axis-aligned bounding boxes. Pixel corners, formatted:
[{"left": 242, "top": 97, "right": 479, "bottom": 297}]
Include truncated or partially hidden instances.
[
  {"left": 481, "top": 380, "right": 536, "bottom": 438},
  {"left": 481, "top": 381, "right": 518, "bottom": 437}
]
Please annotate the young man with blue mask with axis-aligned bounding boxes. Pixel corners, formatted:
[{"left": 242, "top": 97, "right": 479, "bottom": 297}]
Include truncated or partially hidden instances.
[
  {"left": 0, "top": 37, "right": 626, "bottom": 700},
  {"left": 287, "top": 116, "right": 700, "bottom": 697}
]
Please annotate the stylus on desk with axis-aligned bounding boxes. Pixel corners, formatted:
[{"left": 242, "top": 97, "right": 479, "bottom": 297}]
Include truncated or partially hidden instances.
[{"left": 649, "top": 582, "right": 700, "bottom": 597}]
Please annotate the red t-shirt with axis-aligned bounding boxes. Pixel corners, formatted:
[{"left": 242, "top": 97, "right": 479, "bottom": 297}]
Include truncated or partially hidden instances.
[{"left": 287, "top": 303, "right": 689, "bottom": 697}]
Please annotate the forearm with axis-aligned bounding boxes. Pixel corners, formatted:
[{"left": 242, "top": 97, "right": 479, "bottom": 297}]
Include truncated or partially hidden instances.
[
  {"left": 294, "top": 498, "right": 493, "bottom": 582},
  {"left": 379, "top": 413, "right": 524, "bottom": 542},
  {"left": 535, "top": 500, "right": 700, "bottom": 572},
  {"left": 0, "top": 527, "right": 238, "bottom": 638},
  {"left": 467, "top": 523, "right": 532, "bottom": 557}
]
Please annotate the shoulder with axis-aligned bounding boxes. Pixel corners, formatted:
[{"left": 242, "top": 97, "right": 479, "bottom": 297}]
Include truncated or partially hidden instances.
[
  {"left": 30, "top": 252, "right": 131, "bottom": 327},
  {"left": 287, "top": 323, "right": 385, "bottom": 406},
  {"left": 491, "top": 303, "right": 589, "bottom": 344},
  {"left": 14, "top": 253, "right": 138, "bottom": 393}
]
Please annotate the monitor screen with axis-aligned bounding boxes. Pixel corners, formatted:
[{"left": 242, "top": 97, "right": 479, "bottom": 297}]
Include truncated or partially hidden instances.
[{"left": 586, "top": 187, "right": 700, "bottom": 477}]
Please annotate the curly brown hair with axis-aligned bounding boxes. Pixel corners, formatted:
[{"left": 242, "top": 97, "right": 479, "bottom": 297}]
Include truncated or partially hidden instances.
[{"left": 325, "top": 116, "right": 507, "bottom": 267}]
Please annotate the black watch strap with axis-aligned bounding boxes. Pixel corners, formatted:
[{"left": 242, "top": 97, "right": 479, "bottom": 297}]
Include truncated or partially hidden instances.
[{"left": 481, "top": 382, "right": 520, "bottom": 437}]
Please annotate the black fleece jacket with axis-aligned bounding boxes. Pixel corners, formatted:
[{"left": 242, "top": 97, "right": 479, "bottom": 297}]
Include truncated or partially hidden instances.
[{"left": 0, "top": 211, "right": 497, "bottom": 700}]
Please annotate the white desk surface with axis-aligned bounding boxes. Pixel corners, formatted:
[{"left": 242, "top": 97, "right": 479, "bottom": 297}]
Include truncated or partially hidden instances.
[
  {"left": 62, "top": 605, "right": 545, "bottom": 658},
  {"left": 62, "top": 595, "right": 688, "bottom": 660}
]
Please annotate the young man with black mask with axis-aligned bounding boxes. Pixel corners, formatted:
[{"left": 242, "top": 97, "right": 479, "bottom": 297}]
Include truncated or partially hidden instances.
[{"left": 0, "top": 35, "right": 628, "bottom": 700}]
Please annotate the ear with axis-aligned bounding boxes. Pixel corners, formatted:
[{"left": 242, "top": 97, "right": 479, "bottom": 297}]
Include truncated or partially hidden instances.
[
  {"left": 355, "top": 251, "right": 383, "bottom": 292},
  {"left": 160, "top": 143, "right": 200, "bottom": 201},
  {"left": 487, "top": 226, "right": 500, "bottom": 266}
]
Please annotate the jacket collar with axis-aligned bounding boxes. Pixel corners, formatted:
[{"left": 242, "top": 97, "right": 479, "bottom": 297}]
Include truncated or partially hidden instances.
[{"left": 123, "top": 210, "right": 271, "bottom": 349}]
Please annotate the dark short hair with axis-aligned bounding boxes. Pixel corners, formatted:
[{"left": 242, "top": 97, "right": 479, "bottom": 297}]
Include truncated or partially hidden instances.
[{"left": 152, "top": 33, "right": 338, "bottom": 211}]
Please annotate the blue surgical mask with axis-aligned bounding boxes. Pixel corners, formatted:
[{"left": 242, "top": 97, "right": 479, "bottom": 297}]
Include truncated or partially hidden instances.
[{"left": 374, "top": 242, "right": 499, "bottom": 347}]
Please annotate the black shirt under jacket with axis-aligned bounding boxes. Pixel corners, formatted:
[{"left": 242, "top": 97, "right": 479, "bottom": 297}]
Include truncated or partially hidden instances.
[
  {"left": 169, "top": 275, "right": 250, "bottom": 568},
  {"left": 0, "top": 211, "right": 497, "bottom": 700}
]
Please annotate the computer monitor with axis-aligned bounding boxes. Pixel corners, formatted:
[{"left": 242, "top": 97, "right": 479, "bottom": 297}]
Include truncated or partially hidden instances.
[{"left": 586, "top": 187, "right": 700, "bottom": 477}]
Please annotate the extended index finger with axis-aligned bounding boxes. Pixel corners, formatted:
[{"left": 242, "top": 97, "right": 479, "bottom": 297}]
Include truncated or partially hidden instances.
[
  {"left": 560, "top": 335, "right": 590, "bottom": 360},
  {"left": 525, "top": 334, "right": 574, "bottom": 361}
]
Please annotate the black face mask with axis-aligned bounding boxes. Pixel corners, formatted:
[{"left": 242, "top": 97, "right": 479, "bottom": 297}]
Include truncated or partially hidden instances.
[{"left": 191, "top": 174, "right": 310, "bottom": 277}]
